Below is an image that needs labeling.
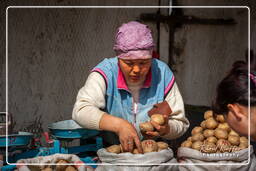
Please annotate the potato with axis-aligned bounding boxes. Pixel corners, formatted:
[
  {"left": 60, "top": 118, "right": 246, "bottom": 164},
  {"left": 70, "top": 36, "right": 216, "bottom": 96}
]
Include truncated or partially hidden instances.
[
  {"left": 201, "top": 142, "right": 217, "bottom": 153},
  {"left": 214, "top": 128, "right": 228, "bottom": 139},
  {"left": 228, "top": 135, "right": 240, "bottom": 146},
  {"left": 231, "top": 146, "right": 241, "bottom": 152},
  {"left": 229, "top": 129, "right": 239, "bottom": 137},
  {"left": 157, "top": 141, "right": 169, "bottom": 150},
  {"left": 192, "top": 126, "right": 203, "bottom": 135},
  {"left": 203, "top": 129, "right": 215, "bottom": 138},
  {"left": 216, "top": 139, "right": 231, "bottom": 152},
  {"left": 133, "top": 148, "right": 140, "bottom": 154},
  {"left": 140, "top": 122, "right": 154, "bottom": 132},
  {"left": 192, "top": 141, "right": 203, "bottom": 151},
  {"left": 200, "top": 121, "right": 206, "bottom": 129},
  {"left": 239, "top": 143, "right": 248, "bottom": 149},
  {"left": 151, "top": 114, "right": 165, "bottom": 125},
  {"left": 141, "top": 140, "right": 158, "bottom": 153},
  {"left": 217, "top": 123, "right": 231, "bottom": 132},
  {"left": 216, "top": 139, "right": 231, "bottom": 147},
  {"left": 187, "top": 137, "right": 192, "bottom": 141},
  {"left": 215, "top": 115, "right": 225, "bottom": 123},
  {"left": 181, "top": 140, "right": 192, "bottom": 148},
  {"left": 106, "top": 145, "right": 121, "bottom": 154},
  {"left": 204, "top": 110, "right": 213, "bottom": 120},
  {"left": 191, "top": 133, "right": 205, "bottom": 142},
  {"left": 205, "top": 118, "right": 218, "bottom": 129},
  {"left": 240, "top": 136, "right": 248, "bottom": 144},
  {"left": 65, "top": 166, "right": 77, "bottom": 171},
  {"left": 206, "top": 136, "right": 217, "bottom": 144},
  {"left": 56, "top": 159, "right": 68, "bottom": 171}
]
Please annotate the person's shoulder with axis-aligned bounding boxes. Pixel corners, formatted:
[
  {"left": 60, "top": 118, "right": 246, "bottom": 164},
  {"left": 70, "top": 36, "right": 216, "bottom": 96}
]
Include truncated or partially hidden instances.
[
  {"left": 99, "top": 57, "right": 118, "bottom": 64},
  {"left": 152, "top": 58, "right": 171, "bottom": 70},
  {"left": 96, "top": 57, "right": 118, "bottom": 68}
]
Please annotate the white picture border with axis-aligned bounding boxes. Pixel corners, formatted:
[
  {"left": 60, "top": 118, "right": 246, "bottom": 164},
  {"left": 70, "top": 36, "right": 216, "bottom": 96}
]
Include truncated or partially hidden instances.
[{"left": 5, "top": 6, "right": 250, "bottom": 167}]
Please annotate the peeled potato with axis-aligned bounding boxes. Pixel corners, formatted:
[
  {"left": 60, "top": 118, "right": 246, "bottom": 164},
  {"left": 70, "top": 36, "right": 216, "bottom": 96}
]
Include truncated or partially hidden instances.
[
  {"left": 56, "top": 159, "right": 68, "bottom": 171},
  {"left": 203, "top": 129, "right": 215, "bottom": 138},
  {"left": 215, "top": 115, "right": 225, "bottom": 123},
  {"left": 181, "top": 140, "right": 192, "bottom": 148},
  {"left": 205, "top": 118, "right": 218, "bottom": 129},
  {"left": 140, "top": 122, "right": 154, "bottom": 132},
  {"left": 204, "top": 110, "right": 213, "bottom": 120},
  {"left": 240, "top": 137, "right": 248, "bottom": 144},
  {"left": 192, "top": 126, "right": 203, "bottom": 135},
  {"left": 157, "top": 141, "right": 169, "bottom": 150},
  {"left": 192, "top": 141, "right": 203, "bottom": 151},
  {"left": 141, "top": 140, "right": 158, "bottom": 153},
  {"left": 106, "top": 145, "right": 121, "bottom": 154},
  {"left": 151, "top": 114, "right": 165, "bottom": 125},
  {"left": 200, "top": 121, "right": 206, "bottom": 129},
  {"left": 65, "top": 166, "right": 77, "bottom": 171},
  {"left": 229, "top": 129, "right": 239, "bottom": 137},
  {"left": 228, "top": 135, "right": 240, "bottom": 146},
  {"left": 206, "top": 136, "right": 218, "bottom": 144},
  {"left": 191, "top": 133, "right": 204, "bottom": 142},
  {"left": 214, "top": 128, "right": 228, "bottom": 139},
  {"left": 217, "top": 123, "right": 231, "bottom": 132}
]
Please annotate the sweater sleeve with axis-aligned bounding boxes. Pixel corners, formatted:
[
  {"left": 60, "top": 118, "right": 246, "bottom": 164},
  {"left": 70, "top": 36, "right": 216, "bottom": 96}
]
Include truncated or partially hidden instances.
[
  {"left": 161, "top": 82, "right": 190, "bottom": 139},
  {"left": 72, "top": 72, "right": 107, "bottom": 130}
]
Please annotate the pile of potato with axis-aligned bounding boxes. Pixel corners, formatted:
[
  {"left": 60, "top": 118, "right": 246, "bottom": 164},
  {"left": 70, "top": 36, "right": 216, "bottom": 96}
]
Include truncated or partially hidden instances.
[
  {"left": 181, "top": 110, "right": 249, "bottom": 153},
  {"left": 106, "top": 140, "right": 169, "bottom": 154},
  {"left": 40, "top": 159, "right": 77, "bottom": 171}
]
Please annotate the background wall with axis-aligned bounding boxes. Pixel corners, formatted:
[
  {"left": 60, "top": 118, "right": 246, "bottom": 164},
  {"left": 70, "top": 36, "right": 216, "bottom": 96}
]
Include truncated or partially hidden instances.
[{"left": 0, "top": 0, "right": 255, "bottom": 135}]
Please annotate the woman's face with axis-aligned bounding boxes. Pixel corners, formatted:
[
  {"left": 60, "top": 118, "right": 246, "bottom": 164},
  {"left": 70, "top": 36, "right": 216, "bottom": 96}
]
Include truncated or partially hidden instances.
[
  {"left": 119, "top": 58, "right": 151, "bottom": 86},
  {"left": 226, "top": 104, "right": 256, "bottom": 140}
]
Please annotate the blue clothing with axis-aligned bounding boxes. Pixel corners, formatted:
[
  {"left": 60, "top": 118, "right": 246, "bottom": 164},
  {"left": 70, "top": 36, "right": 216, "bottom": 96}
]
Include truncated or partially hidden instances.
[{"left": 92, "top": 57, "right": 175, "bottom": 144}]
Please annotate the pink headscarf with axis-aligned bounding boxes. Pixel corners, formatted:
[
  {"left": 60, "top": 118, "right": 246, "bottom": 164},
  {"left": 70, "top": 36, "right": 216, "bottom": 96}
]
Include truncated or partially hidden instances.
[{"left": 113, "top": 21, "right": 154, "bottom": 60}]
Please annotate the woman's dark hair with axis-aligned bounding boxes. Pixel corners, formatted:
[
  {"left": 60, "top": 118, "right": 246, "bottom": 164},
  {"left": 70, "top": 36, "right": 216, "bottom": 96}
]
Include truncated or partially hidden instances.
[{"left": 212, "top": 50, "right": 256, "bottom": 114}]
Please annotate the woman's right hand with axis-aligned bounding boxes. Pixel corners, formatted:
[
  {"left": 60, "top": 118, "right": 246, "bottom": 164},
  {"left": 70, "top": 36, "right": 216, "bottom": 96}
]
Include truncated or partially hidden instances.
[
  {"left": 116, "top": 119, "right": 143, "bottom": 153},
  {"left": 99, "top": 113, "right": 143, "bottom": 153}
]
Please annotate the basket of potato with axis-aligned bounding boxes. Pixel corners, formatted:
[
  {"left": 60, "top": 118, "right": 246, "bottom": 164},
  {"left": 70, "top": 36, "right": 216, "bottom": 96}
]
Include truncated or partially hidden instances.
[
  {"left": 95, "top": 113, "right": 179, "bottom": 170},
  {"left": 180, "top": 110, "right": 249, "bottom": 153},
  {"left": 96, "top": 139, "right": 178, "bottom": 171},
  {"left": 178, "top": 110, "right": 256, "bottom": 171}
]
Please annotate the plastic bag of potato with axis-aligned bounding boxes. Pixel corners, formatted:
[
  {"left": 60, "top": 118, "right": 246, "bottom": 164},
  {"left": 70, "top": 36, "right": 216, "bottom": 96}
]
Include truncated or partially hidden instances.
[
  {"left": 178, "top": 145, "right": 256, "bottom": 171},
  {"left": 17, "top": 153, "right": 93, "bottom": 171},
  {"left": 96, "top": 140, "right": 178, "bottom": 171},
  {"left": 177, "top": 110, "right": 256, "bottom": 171}
]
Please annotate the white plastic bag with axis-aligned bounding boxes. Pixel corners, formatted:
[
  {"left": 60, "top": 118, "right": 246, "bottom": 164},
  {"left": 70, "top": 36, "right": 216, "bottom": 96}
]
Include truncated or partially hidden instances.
[
  {"left": 95, "top": 148, "right": 178, "bottom": 171},
  {"left": 178, "top": 145, "right": 256, "bottom": 171}
]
